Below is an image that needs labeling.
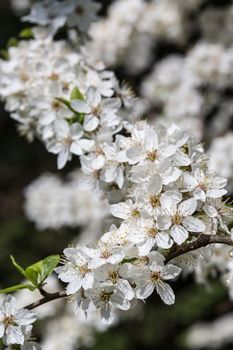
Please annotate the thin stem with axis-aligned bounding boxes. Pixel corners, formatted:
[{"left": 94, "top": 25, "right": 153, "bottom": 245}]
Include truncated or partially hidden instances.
[
  {"left": 27, "top": 290, "right": 67, "bottom": 310},
  {"left": 165, "top": 234, "right": 233, "bottom": 263}
]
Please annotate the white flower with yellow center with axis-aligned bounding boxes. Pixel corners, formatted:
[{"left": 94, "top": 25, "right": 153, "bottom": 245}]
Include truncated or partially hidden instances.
[
  {"left": 134, "top": 252, "right": 181, "bottom": 305},
  {"left": 0, "top": 296, "right": 37, "bottom": 346},
  {"left": 157, "top": 198, "right": 206, "bottom": 245}
]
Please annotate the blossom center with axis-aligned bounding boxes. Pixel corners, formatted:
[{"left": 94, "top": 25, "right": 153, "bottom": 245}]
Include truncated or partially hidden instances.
[
  {"left": 172, "top": 213, "right": 183, "bottom": 225},
  {"left": 150, "top": 272, "right": 161, "bottom": 283},
  {"left": 108, "top": 271, "right": 119, "bottom": 284},
  {"left": 147, "top": 150, "right": 157, "bottom": 162},
  {"left": 92, "top": 106, "right": 102, "bottom": 117},
  {"left": 20, "top": 71, "right": 30, "bottom": 82},
  {"left": 147, "top": 227, "right": 158, "bottom": 237},
  {"left": 199, "top": 180, "right": 208, "bottom": 191},
  {"left": 3, "top": 315, "right": 16, "bottom": 328},
  {"left": 52, "top": 99, "right": 61, "bottom": 111},
  {"left": 100, "top": 291, "right": 113, "bottom": 303},
  {"left": 61, "top": 136, "right": 72, "bottom": 146},
  {"left": 150, "top": 195, "right": 160, "bottom": 208},
  {"left": 131, "top": 209, "right": 140, "bottom": 217},
  {"left": 49, "top": 73, "right": 59, "bottom": 81},
  {"left": 78, "top": 264, "right": 91, "bottom": 275},
  {"left": 101, "top": 250, "right": 112, "bottom": 259}
]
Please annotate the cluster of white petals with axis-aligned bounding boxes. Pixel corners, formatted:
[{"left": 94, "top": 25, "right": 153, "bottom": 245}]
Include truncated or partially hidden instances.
[
  {"left": 0, "top": 295, "right": 37, "bottom": 348},
  {"left": 50, "top": 121, "right": 232, "bottom": 324},
  {"left": 23, "top": 0, "right": 101, "bottom": 34},
  {"left": 209, "top": 133, "right": 233, "bottom": 192},
  {"left": 1, "top": 0, "right": 233, "bottom": 345},
  {"left": 186, "top": 312, "right": 233, "bottom": 349},
  {"left": 141, "top": 41, "right": 233, "bottom": 138},
  {"left": 87, "top": 0, "right": 205, "bottom": 72},
  {"left": 24, "top": 172, "right": 109, "bottom": 231}
]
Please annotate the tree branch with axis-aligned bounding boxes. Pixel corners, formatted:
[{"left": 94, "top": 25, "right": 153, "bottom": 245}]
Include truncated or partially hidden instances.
[
  {"left": 25, "top": 234, "right": 233, "bottom": 311},
  {"left": 165, "top": 234, "right": 233, "bottom": 263},
  {"left": 27, "top": 290, "right": 67, "bottom": 310}
]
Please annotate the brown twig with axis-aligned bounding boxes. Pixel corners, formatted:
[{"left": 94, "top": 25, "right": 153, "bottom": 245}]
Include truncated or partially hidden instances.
[
  {"left": 27, "top": 290, "right": 67, "bottom": 310},
  {"left": 25, "top": 234, "right": 233, "bottom": 311},
  {"left": 165, "top": 234, "right": 233, "bottom": 263}
]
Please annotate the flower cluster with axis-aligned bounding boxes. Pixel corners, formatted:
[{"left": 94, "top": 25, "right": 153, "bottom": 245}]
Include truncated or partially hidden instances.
[
  {"left": 23, "top": 0, "right": 101, "bottom": 34},
  {"left": 53, "top": 122, "right": 232, "bottom": 323},
  {"left": 209, "top": 133, "right": 233, "bottom": 192},
  {"left": 0, "top": 295, "right": 37, "bottom": 348},
  {"left": 1, "top": 0, "right": 233, "bottom": 348},
  {"left": 87, "top": 0, "right": 204, "bottom": 72},
  {"left": 24, "top": 172, "right": 109, "bottom": 231}
]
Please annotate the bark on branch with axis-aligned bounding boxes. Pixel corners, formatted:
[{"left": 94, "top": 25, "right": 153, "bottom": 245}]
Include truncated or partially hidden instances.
[
  {"left": 25, "top": 234, "right": 233, "bottom": 310},
  {"left": 165, "top": 234, "right": 233, "bottom": 263}
]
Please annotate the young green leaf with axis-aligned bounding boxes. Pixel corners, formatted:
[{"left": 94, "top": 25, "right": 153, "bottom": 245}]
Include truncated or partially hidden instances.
[
  {"left": 24, "top": 254, "right": 60, "bottom": 287},
  {"left": 70, "top": 86, "right": 84, "bottom": 101},
  {"left": 0, "top": 284, "right": 36, "bottom": 294},
  {"left": 40, "top": 255, "right": 60, "bottom": 282},
  {"left": 10, "top": 255, "right": 27, "bottom": 279},
  {"left": 7, "top": 37, "right": 18, "bottom": 49},
  {"left": 25, "top": 260, "right": 44, "bottom": 286},
  {"left": 55, "top": 97, "right": 71, "bottom": 109},
  {"left": 19, "top": 27, "right": 34, "bottom": 39}
]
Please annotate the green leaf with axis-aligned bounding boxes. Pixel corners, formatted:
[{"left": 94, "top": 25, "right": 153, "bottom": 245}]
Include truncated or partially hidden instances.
[
  {"left": 70, "top": 86, "right": 84, "bottom": 101},
  {"left": 41, "top": 255, "right": 60, "bottom": 282},
  {"left": 25, "top": 260, "right": 44, "bottom": 286},
  {"left": 0, "top": 49, "right": 9, "bottom": 60},
  {"left": 25, "top": 254, "right": 60, "bottom": 287},
  {"left": 0, "top": 283, "right": 36, "bottom": 294},
  {"left": 10, "top": 254, "right": 60, "bottom": 288},
  {"left": 55, "top": 97, "right": 71, "bottom": 109},
  {"left": 7, "top": 37, "right": 18, "bottom": 49},
  {"left": 19, "top": 27, "right": 34, "bottom": 39},
  {"left": 10, "top": 255, "right": 27, "bottom": 279}
]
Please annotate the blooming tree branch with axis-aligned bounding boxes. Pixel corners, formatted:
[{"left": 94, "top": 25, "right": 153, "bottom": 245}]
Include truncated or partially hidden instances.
[
  {"left": 165, "top": 234, "right": 233, "bottom": 263},
  {"left": 0, "top": 0, "right": 233, "bottom": 349},
  {"left": 27, "top": 290, "right": 67, "bottom": 311},
  {"left": 21, "top": 233, "right": 233, "bottom": 312}
]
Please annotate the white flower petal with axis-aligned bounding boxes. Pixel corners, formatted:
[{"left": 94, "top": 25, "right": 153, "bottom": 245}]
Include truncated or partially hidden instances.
[
  {"left": 126, "top": 147, "right": 145, "bottom": 163},
  {"left": 182, "top": 216, "right": 205, "bottom": 232},
  {"left": 193, "top": 187, "right": 206, "bottom": 201},
  {"left": 138, "top": 237, "right": 155, "bottom": 256},
  {"left": 144, "top": 129, "right": 158, "bottom": 152},
  {"left": 100, "top": 303, "right": 113, "bottom": 324},
  {"left": 0, "top": 323, "right": 5, "bottom": 338},
  {"left": 182, "top": 173, "right": 198, "bottom": 190},
  {"left": 206, "top": 189, "right": 227, "bottom": 198},
  {"left": 83, "top": 114, "right": 99, "bottom": 132},
  {"left": 136, "top": 281, "right": 154, "bottom": 299},
  {"left": 157, "top": 215, "right": 171, "bottom": 230},
  {"left": 118, "top": 279, "right": 134, "bottom": 300},
  {"left": 70, "top": 100, "right": 90, "bottom": 113},
  {"left": 155, "top": 232, "right": 173, "bottom": 249},
  {"left": 82, "top": 272, "right": 94, "bottom": 290},
  {"left": 178, "top": 198, "right": 197, "bottom": 217},
  {"left": 203, "top": 205, "right": 218, "bottom": 218},
  {"left": 171, "top": 225, "right": 189, "bottom": 245},
  {"left": 156, "top": 281, "right": 175, "bottom": 305},
  {"left": 6, "top": 325, "right": 24, "bottom": 345},
  {"left": 78, "top": 139, "right": 95, "bottom": 152},
  {"left": 162, "top": 265, "right": 181, "bottom": 280},
  {"left": 110, "top": 202, "right": 130, "bottom": 219},
  {"left": 57, "top": 148, "right": 70, "bottom": 169},
  {"left": 66, "top": 277, "right": 82, "bottom": 295}
]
